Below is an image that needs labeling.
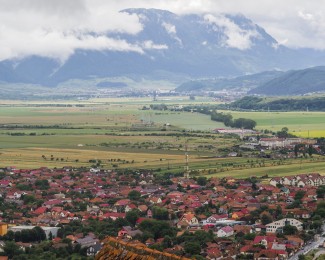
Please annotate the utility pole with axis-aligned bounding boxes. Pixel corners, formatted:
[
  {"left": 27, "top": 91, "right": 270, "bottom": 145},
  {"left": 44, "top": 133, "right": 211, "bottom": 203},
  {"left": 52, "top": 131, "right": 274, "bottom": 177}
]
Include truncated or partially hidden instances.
[
  {"left": 153, "top": 91, "right": 157, "bottom": 102},
  {"left": 184, "top": 142, "right": 190, "bottom": 178}
]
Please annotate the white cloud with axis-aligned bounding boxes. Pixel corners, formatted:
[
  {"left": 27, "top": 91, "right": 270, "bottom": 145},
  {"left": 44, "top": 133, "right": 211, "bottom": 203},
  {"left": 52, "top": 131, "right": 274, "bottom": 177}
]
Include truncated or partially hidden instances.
[
  {"left": 0, "top": 0, "right": 146, "bottom": 62},
  {"left": 1, "top": 0, "right": 325, "bottom": 62},
  {"left": 204, "top": 14, "right": 259, "bottom": 50},
  {"left": 162, "top": 22, "right": 183, "bottom": 46},
  {"left": 0, "top": 27, "right": 145, "bottom": 63},
  {"left": 142, "top": 40, "right": 168, "bottom": 50},
  {"left": 162, "top": 22, "right": 177, "bottom": 34},
  {"left": 106, "top": 0, "right": 325, "bottom": 50}
]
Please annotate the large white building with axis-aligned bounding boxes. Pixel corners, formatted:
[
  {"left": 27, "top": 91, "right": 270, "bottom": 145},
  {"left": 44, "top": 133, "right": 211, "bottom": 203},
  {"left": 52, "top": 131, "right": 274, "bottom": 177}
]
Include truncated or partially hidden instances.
[
  {"left": 9, "top": 226, "right": 60, "bottom": 239},
  {"left": 259, "top": 137, "right": 316, "bottom": 149},
  {"left": 259, "top": 138, "right": 285, "bottom": 148},
  {"left": 266, "top": 218, "right": 303, "bottom": 233}
]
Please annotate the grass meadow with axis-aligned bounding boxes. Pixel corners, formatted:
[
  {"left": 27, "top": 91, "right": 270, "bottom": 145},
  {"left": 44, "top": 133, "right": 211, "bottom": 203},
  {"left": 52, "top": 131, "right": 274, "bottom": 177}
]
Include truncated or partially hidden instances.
[
  {"left": 222, "top": 110, "right": 325, "bottom": 138},
  {"left": 202, "top": 158, "right": 325, "bottom": 179}
]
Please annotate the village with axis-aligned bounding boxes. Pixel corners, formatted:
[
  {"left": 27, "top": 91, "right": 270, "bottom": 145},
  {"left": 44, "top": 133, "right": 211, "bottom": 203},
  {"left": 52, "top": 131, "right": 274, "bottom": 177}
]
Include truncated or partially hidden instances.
[{"left": 0, "top": 166, "right": 324, "bottom": 259}]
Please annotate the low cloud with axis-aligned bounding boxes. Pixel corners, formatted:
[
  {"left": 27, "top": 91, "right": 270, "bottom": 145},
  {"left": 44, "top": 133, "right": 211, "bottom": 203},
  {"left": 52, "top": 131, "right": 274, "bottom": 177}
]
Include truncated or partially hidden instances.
[
  {"left": 142, "top": 40, "right": 168, "bottom": 50},
  {"left": 162, "top": 22, "right": 183, "bottom": 46},
  {"left": 0, "top": 28, "right": 145, "bottom": 62},
  {"left": 0, "top": 0, "right": 146, "bottom": 62},
  {"left": 162, "top": 22, "right": 177, "bottom": 34},
  {"left": 1, "top": 0, "right": 325, "bottom": 62},
  {"left": 204, "top": 14, "right": 259, "bottom": 50}
]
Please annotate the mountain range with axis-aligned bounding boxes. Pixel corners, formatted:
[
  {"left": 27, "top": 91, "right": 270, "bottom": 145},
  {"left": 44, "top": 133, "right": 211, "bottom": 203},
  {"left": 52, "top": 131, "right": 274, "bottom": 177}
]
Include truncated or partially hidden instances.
[
  {"left": 175, "top": 71, "right": 284, "bottom": 92},
  {"left": 249, "top": 66, "right": 325, "bottom": 95},
  {"left": 1, "top": 8, "right": 325, "bottom": 88},
  {"left": 176, "top": 66, "right": 325, "bottom": 95}
]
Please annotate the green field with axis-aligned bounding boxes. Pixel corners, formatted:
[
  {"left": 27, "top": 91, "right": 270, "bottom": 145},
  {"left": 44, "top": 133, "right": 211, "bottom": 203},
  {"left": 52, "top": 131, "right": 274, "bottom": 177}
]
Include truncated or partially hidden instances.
[
  {"left": 203, "top": 158, "right": 325, "bottom": 178},
  {"left": 1, "top": 98, "right": 325, "bottom": 177},
  {"left": 151, "top": 111, "right": 224, "bottom": 131},
  {"left": 3, "top": 100, "right": 324, "bottom": 135},
  {"left": 0, "top": 99, "right": 236, "bottom": 169},
  {"left": 87, "top": 96, "right": 216, "bottom": 105},
  {"left": 222, "top": 110, "right": 325, "bottom": 138},
  {"left": 0, "top": 104, "right": 223, "bottom": 132}
]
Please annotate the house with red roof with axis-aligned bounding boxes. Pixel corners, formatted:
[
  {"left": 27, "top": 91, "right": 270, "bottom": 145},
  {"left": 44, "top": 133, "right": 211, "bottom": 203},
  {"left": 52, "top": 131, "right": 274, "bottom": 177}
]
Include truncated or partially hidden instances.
[
  {"left": 102, "top": 212, "right": 126, "bottom": 220},
  {"left": 217, "top": 226, "right": 234, "bottom": 237},
  {"left": 206, "top": 214, "right": 228, "bottom": 223},
  {"left": 33, "top": 207, "right": 47, "bottom": 215},
  {"left": 118, "top": 226, "right": 143, "bottom": 239},
  {"left": 254, "top": 236, "right": 277, "bottom": 247},
  {"left": 114, "top": 199, "right": 130, "bottom": 207},
  {"left": 177, "top": 213, "right": 199, "bottom": 229},
  {"left": 125, "top": 204, "right": 137, "bottom": 212},
  {"left": 43, "top": 199, "right": 62, "bottom": 209},
  {"left": 206, "top": 247, "right": 222, "bottom": 259},
  {"left": 254, "top": 249, "right": 278, "bottom": 260}
]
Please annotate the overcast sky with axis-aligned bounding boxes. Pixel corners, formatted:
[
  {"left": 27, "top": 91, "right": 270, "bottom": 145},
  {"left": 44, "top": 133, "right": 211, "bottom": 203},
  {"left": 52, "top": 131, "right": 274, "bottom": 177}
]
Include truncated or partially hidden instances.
[{"left": 1, "top": 0, "right": 325, "bottom": 62}]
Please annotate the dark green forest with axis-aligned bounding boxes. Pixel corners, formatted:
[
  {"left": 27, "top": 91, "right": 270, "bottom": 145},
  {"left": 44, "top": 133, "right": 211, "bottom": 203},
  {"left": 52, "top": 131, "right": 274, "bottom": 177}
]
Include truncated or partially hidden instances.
[{"left": 223, "top": 96, "right": 325, "bottom": 111}]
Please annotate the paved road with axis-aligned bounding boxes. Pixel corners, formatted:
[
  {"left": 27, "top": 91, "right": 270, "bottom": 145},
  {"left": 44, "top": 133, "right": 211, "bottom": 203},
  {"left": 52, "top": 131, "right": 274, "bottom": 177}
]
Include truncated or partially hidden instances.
[{"left": 289, "top": 224, "right": 325, "bottom": 260}]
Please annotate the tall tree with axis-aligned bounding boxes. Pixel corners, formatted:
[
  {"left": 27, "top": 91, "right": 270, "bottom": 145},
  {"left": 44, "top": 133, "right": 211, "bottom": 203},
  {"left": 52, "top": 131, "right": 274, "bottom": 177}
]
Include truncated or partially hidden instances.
[
  {"left": 127, "top": 190, "right": 141, "bottom": 201},
  {"left": 317, "top": 186, "right": 325, "bottom": 198},
  {"left": 261, "top": 213, "right": 273, "bottom": 225},
  {"left": 126, "top": 210, "right": 139, "bottom": 227},
  {"left": 294, "top": 145, "right": 299, "bottom": 157},
  {"left": 197, "top": 177, "right": 207, "bottom": 186},
  {"left": 308, "top": 145, "right": 313, "bottom": 157}
]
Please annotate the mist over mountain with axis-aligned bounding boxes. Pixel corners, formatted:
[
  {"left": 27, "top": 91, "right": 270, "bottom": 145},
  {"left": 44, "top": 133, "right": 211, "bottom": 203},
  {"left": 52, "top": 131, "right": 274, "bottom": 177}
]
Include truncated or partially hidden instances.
[{"left": 1, "top": 8, "right": 325, "bottom": 87}]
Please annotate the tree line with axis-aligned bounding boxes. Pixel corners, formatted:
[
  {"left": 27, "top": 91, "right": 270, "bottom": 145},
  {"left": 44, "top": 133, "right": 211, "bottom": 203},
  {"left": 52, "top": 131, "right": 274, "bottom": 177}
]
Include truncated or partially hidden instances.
[
  {"left": 148, "top": 104, "right": 257, "bottom": 130},
  {"left": 210, "top": 111, "right": 256, "bottom": 129},
  {"left": 223, "top": 96, "right": 325, "bottom": 111},
  {"left": 1, "top": 227, "right": 47, "bottom": 243}
]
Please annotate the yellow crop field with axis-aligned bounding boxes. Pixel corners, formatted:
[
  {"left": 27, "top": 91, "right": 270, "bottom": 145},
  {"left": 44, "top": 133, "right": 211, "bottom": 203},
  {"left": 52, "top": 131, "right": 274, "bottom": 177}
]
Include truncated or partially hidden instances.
[
  {"left": 295, "top": 130, "right": 325, "bottom": 138},
  {"left": 0, "top": 147, "right": 219, "bottom": 170}
]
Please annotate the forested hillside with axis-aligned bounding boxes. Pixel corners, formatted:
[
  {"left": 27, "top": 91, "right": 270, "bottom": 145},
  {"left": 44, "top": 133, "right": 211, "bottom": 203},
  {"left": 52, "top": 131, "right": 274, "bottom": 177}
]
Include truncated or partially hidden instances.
[
  {"left": 223, "top": 96, "right": 325, "bottom": 111},
  {"left": 250, "top": 66, "right": 325, "bottom": 95}
]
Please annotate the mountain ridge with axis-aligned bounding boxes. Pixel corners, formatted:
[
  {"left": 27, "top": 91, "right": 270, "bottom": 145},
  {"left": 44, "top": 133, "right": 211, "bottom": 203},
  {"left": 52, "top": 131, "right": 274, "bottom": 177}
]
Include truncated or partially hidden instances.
[
  {"left": 1, "top": 8, "right": 325, "bottom": 87},
  {"left": 176, "top": 70, "right": 284, "bottom": 92},
  {"left": 249, "top": 66, "right": 325, "bottom": 95}
]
